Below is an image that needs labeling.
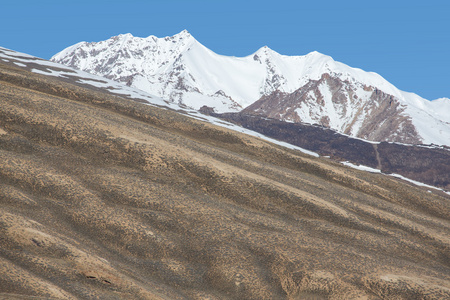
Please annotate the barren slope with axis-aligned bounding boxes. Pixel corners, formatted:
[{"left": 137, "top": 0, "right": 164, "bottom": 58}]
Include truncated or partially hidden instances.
[
  {"left": 0, "top": 62, "right": 449, "bottom": 299},
  {"left": 210, "top": 112, "right": 450, "bottom": 190}
]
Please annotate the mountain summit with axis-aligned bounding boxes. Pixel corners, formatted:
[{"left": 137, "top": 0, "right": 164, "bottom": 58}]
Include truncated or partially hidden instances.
[{"left": 51, "top": 31, "right": 450, "bottom": 146}]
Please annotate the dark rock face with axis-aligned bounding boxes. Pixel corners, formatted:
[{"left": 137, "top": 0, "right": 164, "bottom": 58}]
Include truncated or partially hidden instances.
[
  {"left": 213, "top": 113, "right": 450, "bottom": 190},
  {"left": 378, "top": 142, "right": 450, "bottom": 189}
]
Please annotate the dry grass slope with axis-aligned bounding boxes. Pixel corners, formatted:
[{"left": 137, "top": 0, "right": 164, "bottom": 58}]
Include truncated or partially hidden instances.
[{"left": 0, "top": 62, "right": 449, "bottom": 299}]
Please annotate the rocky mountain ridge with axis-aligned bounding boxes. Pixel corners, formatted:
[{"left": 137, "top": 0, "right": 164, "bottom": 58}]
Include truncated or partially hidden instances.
[
  {"left": 51, "top": 30, "right": 450, "bottom": 146},
  {"left": 243, "top": 73, "right": 422, "bottom": 144}
]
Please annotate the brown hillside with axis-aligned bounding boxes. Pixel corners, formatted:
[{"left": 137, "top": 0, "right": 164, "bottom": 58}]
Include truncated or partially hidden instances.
[{"left": 0, "top": 61, "right": 449, "bottom": 299}]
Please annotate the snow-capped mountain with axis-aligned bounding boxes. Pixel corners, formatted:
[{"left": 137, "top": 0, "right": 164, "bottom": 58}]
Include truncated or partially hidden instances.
[
  {"left": 242, "top": 74, "right": 449, "bottom": 145},
  {"left": 51, "top": 30, "right": 450, "bottom": 146}
]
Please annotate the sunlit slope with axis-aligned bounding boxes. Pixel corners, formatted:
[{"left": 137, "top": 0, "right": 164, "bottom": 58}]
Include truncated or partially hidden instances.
[{"left": 0, "top": 62, "right": 449, "bottom": 299}]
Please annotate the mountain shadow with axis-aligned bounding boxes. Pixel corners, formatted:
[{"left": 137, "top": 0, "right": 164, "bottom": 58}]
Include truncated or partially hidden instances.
[{"left": 210, "top": 112, "right": 450, "bottom": 191}]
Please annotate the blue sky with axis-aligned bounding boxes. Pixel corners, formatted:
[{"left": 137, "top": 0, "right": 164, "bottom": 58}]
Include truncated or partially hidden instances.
[{"left": 1, "top": 0, "right": 449, "bottom": 100}]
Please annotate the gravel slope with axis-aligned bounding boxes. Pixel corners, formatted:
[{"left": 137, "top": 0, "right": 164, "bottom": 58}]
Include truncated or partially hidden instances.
[{"left": 0, "top": 62, "right": 449, "bottom": 299}]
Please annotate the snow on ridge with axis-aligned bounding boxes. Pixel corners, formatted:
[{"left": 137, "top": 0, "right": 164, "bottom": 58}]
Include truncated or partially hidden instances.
[
  {"left": 50, "top": 30, "right": 430, "bottom": 112},
  {"left": 429, "top": 97, "right": 450, "bottom": 122},
  {"left": 49, "top": 31, "right": 450, "bottom": 146},
  {"left": 52, "top": 41, "right": 88, "bottom": 61},
  {"left": 50, "top": 30, "right": 448, "bottom": 112}
]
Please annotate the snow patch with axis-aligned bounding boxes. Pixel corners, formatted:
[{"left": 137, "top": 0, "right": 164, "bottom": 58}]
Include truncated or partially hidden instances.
[
  {"left": 341, "top": 161, "right": 381, "bottom": 173},
  {"left": 13, "top": 62, "right": 26, "bottom": 67},
  {"left": 389, "top": 173, "right": 449, "bottom": 195}
]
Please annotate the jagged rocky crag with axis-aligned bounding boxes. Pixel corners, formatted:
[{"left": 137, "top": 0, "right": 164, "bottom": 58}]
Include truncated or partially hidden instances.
[
  {"left": 51, "top": 31, "right": 450, "bottom": 146},
  {"left": 243, "top": 74, "right": 422, "bottom": 144},
  {"left": 1, "top": 52, "right": 450, "bottom": 299},
  {"left": 210, "top": 112, "right": 450, "bottom": 190}
]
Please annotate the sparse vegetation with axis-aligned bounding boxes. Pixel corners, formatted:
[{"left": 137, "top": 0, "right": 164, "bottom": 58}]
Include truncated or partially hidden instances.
[{"left": 0, "top": 61, "right": 449, "bottom": 299}]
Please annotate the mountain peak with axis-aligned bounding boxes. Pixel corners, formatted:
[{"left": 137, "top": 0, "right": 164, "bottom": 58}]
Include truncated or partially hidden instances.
[
  {"left": 118, "top": 32, "right": 134, "bottom": 38},
  {"left": 253, "top": 45, "right": 279, "bottom": 59},
  {"left": 255, "top": 45, "right": 275, "bottom": 53},
  {"left": 109, "top": 31, "right": 194, "bottom": 45},
  {"left": 177, "top": 29, "right": 191, "bottom": 37},
  {"left": 305, "top": 50, "right": 333, "bottom": 62},
  {"left": 112, "top": 33, "right": 134, "bottom": 41},
  {"left": 168, "top": 29, "right": 194, "bottom": 41}
]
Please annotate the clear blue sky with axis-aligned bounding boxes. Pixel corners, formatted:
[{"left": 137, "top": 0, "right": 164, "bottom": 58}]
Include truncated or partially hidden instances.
[{"left": 1, "top": 0, "right": 449, "bottom": 100}]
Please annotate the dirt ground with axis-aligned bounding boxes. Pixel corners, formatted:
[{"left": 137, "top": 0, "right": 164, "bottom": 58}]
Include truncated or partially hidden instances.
[{"left": 0, "top": 61, "right": 449, "bottom": 299}]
